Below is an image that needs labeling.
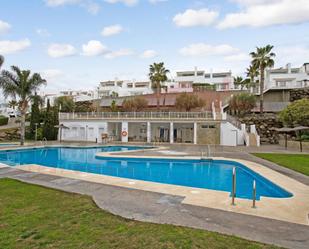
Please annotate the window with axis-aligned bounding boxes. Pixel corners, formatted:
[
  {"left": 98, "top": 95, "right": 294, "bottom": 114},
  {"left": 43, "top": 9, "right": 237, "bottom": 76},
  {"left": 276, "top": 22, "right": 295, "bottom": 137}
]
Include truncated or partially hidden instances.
[{"left": 201, "top": 125, "right": 216, "bottom": 129}]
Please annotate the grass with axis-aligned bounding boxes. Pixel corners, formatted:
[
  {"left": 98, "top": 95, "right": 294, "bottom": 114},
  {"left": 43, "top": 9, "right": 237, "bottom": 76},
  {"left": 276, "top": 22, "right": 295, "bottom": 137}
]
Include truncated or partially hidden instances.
[
  {"left": 252, "top": 153, "right": 309, "bottom": 176},
  {"left": 0, "top": 179, "right": 279, "bottom": 249}
]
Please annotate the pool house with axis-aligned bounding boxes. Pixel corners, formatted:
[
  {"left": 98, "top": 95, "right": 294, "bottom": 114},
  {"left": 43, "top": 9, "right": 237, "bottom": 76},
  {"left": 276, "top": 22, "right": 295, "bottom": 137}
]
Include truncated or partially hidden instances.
[{"left": 58, "top": 112, "right": 260, "bottom": 147}]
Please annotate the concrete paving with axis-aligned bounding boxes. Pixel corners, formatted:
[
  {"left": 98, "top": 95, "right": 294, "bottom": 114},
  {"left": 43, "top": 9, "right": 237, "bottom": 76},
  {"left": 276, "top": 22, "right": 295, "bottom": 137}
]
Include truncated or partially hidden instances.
[{"left": 1, "top": 166, "right": 308, "bottom": 249}]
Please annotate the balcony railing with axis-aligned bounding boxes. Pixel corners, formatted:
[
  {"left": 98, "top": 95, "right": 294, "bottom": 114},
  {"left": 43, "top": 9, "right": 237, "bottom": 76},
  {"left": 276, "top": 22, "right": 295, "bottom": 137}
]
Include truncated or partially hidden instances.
[{"left": 59, "top": 111, "right": 213, "bottom": 120}]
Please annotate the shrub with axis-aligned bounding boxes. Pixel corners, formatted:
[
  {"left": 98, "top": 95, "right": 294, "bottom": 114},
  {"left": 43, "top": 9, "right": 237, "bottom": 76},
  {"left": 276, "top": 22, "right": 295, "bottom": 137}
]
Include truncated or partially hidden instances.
[
  {"left": 279, "top": 99, "right": 309, "bottom": 127},
  {"left": 122, "top": 96, "right": 148, "bottom": 112},
  {"left": 0, "top": 115, "right": 9, "bottom": 126},
  {"left": 175, "top": 93, "right": 205, "bottom": 111},
  {"left": 229, "top": 93, "right": 256, "bottom": 117}
]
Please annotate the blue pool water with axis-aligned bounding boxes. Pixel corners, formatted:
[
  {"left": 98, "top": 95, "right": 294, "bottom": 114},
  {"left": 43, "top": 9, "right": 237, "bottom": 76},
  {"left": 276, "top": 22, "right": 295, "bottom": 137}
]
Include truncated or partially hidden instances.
[
  {"left": 0, "top": 143, "right": 18, "bottom": 146},
  {"left": 0, "top": 146, "right": 292, "bottom": 200}
]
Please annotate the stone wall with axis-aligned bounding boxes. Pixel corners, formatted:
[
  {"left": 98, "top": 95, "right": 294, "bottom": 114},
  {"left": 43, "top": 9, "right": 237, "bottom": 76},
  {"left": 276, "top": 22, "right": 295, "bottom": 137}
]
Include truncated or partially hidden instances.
[
  {"left": 0, "top": 128, "right": 20, "bottom": 142},
  {"left": 196, "top": 122, "right": 220, "bottom": 145},
  {"left": 238, "top": 114, "right": 282, "bottom": 144},
  {"left": 290, "top": 88, "right": 309, "bottom": 102}
]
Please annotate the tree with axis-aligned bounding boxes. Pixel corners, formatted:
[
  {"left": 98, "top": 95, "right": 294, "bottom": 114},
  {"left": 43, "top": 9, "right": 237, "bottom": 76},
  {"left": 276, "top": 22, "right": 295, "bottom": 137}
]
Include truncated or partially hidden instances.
[
  {"left": 55, "top": 96, "right": 75, "bottom": 112},
  {"left": 8, "top": 100, "right": 18, "bottom": 110},
  {"left": 75, "top": 101, "right": 95, "bottom": 112},
  {"left": 122, "top": 96, "right": 148, "bottom": 112},
  {"left": 279, "top": 99, "right": 309, "bottom": 127},
  {"left": 246, "top": 64, "right": 259, "bottom": 89},
  {"left": 250, "top": 45, "right": 276, "bottom": 113},
  {"left": 175, "top": 93, "right": 205, "bottom": 111},
  {"left": 228, "top": 93, "right": 256, "bottom": 117},
  {"left": 110, "top": 100, "right": 118, "bottom": 112},
  {"left": 42, "top": 99, "right": 58, "bottom": 140},
  {"left": 0, "top": 66, "right": 46, "bottom": 145},
  {"left": 0, "top": 55, "right": 3, "bottom": 70},
  {"left": 233, "top": 76, "right": 250, "bottom": 90},
  {"left": 149, "top": 62, "right": 169, "bottom": 110},
  {"left": 29, "top": 93, "right": 41, "bottom": 139}
]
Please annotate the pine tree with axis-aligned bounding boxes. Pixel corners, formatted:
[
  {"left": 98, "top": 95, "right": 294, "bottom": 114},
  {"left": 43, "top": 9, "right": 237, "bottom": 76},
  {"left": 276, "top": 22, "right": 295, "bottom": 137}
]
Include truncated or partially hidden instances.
[
  {"left": 43, "top": 99, "right": 58, "bottom": 140},
  {"left": 29, "top": 94, "right": 41, "bottom": 139}
]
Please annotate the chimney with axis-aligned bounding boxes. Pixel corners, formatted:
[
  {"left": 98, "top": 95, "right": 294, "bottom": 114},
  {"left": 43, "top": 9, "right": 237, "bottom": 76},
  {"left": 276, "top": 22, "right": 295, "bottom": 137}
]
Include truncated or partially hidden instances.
[{"left": 286, "top": 63, "right": 291, "bottom": 73}]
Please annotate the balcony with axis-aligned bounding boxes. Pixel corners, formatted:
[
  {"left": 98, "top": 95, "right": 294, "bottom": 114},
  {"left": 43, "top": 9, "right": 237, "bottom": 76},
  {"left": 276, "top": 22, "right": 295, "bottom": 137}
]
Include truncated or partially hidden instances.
[{"left": 59, "top": 112, "right": 213, "bottom": 121}]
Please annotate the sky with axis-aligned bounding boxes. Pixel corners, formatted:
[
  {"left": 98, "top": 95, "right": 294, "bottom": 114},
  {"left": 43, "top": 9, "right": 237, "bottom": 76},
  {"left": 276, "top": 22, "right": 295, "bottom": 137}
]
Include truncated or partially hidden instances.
[{"left": 0, "top": 0, "right": 309, "bottom": 96}]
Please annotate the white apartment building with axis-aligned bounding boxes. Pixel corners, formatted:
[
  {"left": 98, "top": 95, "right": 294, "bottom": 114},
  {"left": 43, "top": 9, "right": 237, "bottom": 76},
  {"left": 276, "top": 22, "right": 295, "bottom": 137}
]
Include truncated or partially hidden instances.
[
  {"left": 253, "top": 63, "right": 309, "bottom": 94},
  {"left": 98, "top": 79, "right": 153, "bottom": 98},
  {"left": 42, "top": 90, "right": 95, "bottom": 106},
  {"left": 266, "top": 63, "right": 309, "bottom": 89},
  {"left": 174, "top": 67, "right": 235, "bottom": 91}
]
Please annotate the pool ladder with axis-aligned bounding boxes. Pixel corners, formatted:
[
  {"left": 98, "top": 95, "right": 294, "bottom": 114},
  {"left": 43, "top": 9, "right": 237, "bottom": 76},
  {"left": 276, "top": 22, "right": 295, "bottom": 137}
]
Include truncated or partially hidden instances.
[
  {"left": 41, "top": 137, "right": 47, "bottom": 146},
  {"left": 231, "top": 167, "right": 257, "bottom": 208},
  {"left": 201, "top": 145, "right": 211, "bottom": 159}
]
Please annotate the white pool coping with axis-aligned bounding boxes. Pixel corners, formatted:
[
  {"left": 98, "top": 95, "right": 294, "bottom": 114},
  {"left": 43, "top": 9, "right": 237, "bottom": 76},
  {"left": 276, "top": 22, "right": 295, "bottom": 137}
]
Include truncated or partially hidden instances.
[{"left": 1, "top": 145, "right": 308, "bottom": 225}]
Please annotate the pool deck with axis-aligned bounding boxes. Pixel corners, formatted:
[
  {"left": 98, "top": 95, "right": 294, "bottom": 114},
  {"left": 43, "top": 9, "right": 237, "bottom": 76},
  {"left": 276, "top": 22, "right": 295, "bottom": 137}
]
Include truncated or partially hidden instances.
[{"left": 0, "top": 165, "right": 309, "bottom": 249}]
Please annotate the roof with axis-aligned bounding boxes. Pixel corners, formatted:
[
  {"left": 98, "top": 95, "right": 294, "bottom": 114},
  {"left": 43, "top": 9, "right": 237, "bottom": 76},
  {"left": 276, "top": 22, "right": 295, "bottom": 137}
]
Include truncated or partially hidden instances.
[{"left": 100, "top": 90, "right": 241, "bottom": 109}]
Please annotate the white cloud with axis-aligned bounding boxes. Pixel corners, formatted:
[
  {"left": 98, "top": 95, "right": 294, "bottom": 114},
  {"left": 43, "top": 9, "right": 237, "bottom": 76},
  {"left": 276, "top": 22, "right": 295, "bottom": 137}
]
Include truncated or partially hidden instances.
[
  {"left": 104, "top": 0, "right": 138, "bottom": 6},
  {"left": 173, "top": 8, "right": 219, "bottom": 27},
  {"left": 47, "top": 43, "right": 77, "bottom": 58},
  {"left": 140, "top": 50, "right": 157, "bottom": 59},
  {"left": 45, "top": 0, "right": 79, "bottom": 6},
  {"left": 101, "top": 25, "right": 123, "bottom": 37},
  {"left": 36, "top": 28, "right": 51, "bottom": 37},
  {"left": 105, "top": 48, "right": 134, "bottom": 59},
  {"left": 82, "top": 40, "right": 108, "bottom": 56},
  {"left": 0, "top": 39, "right": 31, "bottom": 55},
  {"left": 276, "top": 45, "right": 309, "bottom": 65},
  {"left": 45, "top": 0, "right": 100, "bottom": 14},
  {"left": 218, "top": 0, "right": 309, "bottom": 29},
  {"left": 0, "top": 20, "right": 11, "bottom": 35},
  {"left": 179, "top": 43, "right": 239, "bottom": 57}
]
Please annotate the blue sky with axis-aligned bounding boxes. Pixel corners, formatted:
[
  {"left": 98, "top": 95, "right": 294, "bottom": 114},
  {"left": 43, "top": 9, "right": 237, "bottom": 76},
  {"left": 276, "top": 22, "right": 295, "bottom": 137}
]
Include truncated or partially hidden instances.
[{"left": 0, "top": 0, "right": 309, "bottom": 94}]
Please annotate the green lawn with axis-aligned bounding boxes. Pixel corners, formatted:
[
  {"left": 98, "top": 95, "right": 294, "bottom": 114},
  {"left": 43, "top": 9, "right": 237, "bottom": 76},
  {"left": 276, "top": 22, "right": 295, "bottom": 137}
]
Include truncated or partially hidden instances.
[
  {"left": 0, "top": 179, "right": 278, "bottom": 249},
  {"left": 252, "top": 153, "right": 309, "bottom": 176}
]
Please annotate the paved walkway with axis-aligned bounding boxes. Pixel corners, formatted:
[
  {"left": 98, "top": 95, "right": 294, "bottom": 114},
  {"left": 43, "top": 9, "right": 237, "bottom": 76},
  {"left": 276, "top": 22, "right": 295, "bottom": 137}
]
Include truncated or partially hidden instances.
[{"left": 1, "top": 166, "right": 308, "bottom": 249}]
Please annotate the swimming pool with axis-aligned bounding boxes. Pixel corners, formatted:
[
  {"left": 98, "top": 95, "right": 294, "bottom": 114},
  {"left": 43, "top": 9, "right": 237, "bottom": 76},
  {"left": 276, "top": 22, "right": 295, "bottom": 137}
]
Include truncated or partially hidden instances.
[{"left": 0, "top": 146, "right": 292, "bottom": 200}]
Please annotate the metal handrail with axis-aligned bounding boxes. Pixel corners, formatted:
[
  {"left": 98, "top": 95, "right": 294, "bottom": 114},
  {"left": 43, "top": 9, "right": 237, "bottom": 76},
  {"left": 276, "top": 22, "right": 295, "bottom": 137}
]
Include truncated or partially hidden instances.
[{"left": 59, "top": 111, "right": 213, "bottom": 120}]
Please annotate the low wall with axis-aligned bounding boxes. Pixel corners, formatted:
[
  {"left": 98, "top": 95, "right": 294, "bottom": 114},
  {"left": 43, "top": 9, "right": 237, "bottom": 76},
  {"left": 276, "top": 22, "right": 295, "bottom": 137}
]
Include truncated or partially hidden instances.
[
  {"left": 279, "top": 140, "right": 309, "bottom": 150},
  {"left": 238, "top": 114, "right": 282, "bottom": 144},
  {"left": 0, "top": 128, "right": 20, "bottom": 141},
  {"left": 290, "top": 88, "right": 309, "bottom": 102}
]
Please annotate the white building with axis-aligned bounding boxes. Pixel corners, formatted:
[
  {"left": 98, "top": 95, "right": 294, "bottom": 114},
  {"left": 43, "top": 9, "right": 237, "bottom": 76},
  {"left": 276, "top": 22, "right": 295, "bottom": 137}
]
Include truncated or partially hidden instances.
[
  {"left": 253, "top": 63, "right": 309, "bottom": 94},
  {"left": 174, "top": 67, "right": 235, "bottom": 92},
  {"left": 98, "top": 79, "right": 153, "bottom": 98},
  {"left": 42, "top": 90, "right": 95, "bottom": 106},
  {"left": 58, "top": 111, "right": 260, "bottom": 147}
]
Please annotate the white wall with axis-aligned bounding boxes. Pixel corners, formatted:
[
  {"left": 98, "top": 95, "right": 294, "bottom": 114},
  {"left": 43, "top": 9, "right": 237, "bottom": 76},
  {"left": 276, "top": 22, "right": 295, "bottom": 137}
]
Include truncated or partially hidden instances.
[{"left": 220, "top": 122, "right": 244, "bottom": 146}]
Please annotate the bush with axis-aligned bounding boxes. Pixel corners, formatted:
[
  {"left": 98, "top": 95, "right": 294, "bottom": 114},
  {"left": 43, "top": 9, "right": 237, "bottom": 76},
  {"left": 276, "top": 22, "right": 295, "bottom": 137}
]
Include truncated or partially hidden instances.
[
  {"left": 122, "top": 96, "right": 148, "bottom": 112},
  {"left": 279, "top": 99, "right": 309, "bottom": 127},
  {"left": 175, "top": 93, "right": 205, "bottom": 111},
  {"left": 0, "top": 115, "right": 9, "bottom": 126},
  {"left": 229, "top": 93, "right": 256, "bottom": 117}
]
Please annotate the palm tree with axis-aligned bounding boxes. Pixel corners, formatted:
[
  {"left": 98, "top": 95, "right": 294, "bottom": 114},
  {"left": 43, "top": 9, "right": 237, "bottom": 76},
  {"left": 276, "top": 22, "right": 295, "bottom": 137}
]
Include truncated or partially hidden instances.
[
  {"left": 8, "top": 100, "right": 18, "bottom": 110},
  {"left": 149, "top": 62, "right": 169, "bottom": 110},
  {"left": 250, "top": 45, "right": 275, "bottom": 113},
  {"left": 233, "top": 76, "right": 250, "bottom": 90},
  {"left": 0, "top": 66, "right": 46, "bottom": 145},
  {"left": 246, "top": 64, "right": 259, "bottom": 89}
]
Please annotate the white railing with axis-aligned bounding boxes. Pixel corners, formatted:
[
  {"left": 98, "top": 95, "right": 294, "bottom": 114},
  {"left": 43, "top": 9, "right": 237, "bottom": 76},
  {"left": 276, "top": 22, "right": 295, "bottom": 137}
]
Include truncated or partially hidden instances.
[{"left": 59, "top": 111, "right": 213, "bottom": 120}]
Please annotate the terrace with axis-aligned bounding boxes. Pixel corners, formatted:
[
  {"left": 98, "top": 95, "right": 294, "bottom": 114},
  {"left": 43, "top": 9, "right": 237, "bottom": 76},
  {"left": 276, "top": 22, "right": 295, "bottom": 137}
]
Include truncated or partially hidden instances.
[{"left": 59, "top": 111, "right": 214, "bottom": 121}]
